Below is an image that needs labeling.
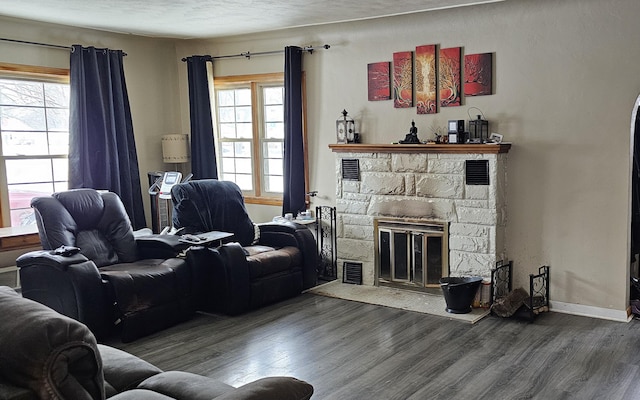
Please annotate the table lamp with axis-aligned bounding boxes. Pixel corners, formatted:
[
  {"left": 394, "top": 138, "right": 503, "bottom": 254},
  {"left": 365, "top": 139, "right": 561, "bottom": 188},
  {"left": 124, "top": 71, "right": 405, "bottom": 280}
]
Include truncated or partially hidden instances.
[{"left": 161, "top": 134, "right": 190, "bottom": 172}]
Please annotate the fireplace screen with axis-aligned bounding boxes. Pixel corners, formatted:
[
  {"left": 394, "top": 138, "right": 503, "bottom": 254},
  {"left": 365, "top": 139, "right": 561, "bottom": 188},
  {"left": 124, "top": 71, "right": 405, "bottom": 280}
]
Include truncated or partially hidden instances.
[{"left": 375, "top": 219, "right": 448, "bottom": 290}]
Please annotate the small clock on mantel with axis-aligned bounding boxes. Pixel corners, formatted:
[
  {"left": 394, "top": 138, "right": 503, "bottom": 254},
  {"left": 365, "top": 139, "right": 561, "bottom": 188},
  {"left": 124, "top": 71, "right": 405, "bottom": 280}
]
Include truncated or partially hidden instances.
[{"left": 336, "top": 109, "right": 355, "bottom": 144}]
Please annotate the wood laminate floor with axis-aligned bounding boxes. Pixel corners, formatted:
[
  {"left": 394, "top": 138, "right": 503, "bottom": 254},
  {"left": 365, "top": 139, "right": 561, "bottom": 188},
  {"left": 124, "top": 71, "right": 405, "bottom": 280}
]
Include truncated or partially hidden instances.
[{"left": 110, "top": 294, "right": 640, "bottom": 400}]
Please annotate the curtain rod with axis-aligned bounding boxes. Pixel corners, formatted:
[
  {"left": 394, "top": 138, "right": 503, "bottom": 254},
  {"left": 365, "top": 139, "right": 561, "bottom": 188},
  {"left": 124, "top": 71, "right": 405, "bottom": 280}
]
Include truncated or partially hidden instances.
[
  {"left": 181, "top": 44, "right": 330, "bottom": 62},
  {"left": 0, "top": 37, "right": 127, "bottom": 56}
]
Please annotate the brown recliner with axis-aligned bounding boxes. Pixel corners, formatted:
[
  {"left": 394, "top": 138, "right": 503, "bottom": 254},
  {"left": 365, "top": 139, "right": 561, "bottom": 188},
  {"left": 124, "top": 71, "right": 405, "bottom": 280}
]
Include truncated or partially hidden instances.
[{"left": 17, "top": 188, "right": 194, "bottom": 342}]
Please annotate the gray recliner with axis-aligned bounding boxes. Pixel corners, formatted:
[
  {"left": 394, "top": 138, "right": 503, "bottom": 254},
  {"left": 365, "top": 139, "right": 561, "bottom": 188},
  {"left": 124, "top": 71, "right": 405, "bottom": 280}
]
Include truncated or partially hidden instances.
[{"left": 0, "top": 286, "right": 314, "bottom": 400}]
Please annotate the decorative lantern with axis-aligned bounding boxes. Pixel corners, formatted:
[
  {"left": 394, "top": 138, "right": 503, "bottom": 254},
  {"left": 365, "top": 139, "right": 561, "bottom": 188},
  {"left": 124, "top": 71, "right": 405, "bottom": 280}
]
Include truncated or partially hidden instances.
[
  {"left": 336, "top": 109, "right": 355, "bottom": 144},
  {"left": 468, "top": 115, "right": 489, "bottom": 143}
]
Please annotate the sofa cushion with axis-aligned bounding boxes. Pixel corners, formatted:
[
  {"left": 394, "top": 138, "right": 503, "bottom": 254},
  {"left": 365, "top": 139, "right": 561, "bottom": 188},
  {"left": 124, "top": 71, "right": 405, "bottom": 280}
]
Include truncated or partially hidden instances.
[
  {"left": 99, "top": 257, "right": 192, "bottom": 342},
  {"left": 246, "top": 246, "right": 301, "bottom": 279},
  {"left": 215, "top": 377, "right": 314, "bottom": 400},
  {"left": 0, "top": 286, "right": 103, "bottom": 400},
  {"left": 100, "top": 258, "right": 190, "bottom": 312},
  {"left": 108, "top": 388, "right": 176, "bottom": 399},
  {"left": 98, "top": 344, "right": 162, "bottom": 397},
  {"left": 139, "top": 371, "right": 235, "bottom": 399}
]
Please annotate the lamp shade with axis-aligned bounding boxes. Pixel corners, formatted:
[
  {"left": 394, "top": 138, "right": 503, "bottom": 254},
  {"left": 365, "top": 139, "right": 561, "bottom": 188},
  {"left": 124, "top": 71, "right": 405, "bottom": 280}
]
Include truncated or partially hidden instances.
[{"left": 162, "top": 134, "right": 189, "bottom": 163}]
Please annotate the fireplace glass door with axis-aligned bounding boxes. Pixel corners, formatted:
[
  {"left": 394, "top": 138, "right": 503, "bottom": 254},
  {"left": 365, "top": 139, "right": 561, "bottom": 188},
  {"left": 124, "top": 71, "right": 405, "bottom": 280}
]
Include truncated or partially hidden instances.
[{"left": 376, "top": 219, "right": 448, "bottom": 290}]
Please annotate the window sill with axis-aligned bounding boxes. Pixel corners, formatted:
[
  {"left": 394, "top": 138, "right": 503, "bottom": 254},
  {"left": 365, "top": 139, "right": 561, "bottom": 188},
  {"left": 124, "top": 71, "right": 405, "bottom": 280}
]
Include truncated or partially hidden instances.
[
  {"left": 0, "top": 226, "right": 41, "bottom": 251},
  {"left": 244, "top": 196, "right": 283, "bottom": 207}
]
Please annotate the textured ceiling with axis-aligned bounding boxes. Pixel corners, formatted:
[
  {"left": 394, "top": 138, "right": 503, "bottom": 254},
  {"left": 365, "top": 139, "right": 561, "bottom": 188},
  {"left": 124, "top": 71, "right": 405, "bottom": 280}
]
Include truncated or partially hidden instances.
[{"left": 0, "top": 0, "right": 505, "bottom": 39}]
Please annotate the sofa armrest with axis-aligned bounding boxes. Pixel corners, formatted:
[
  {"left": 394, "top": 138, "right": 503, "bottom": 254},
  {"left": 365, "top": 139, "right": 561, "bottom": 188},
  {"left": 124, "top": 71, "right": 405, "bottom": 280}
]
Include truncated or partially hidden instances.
[
  {"left": 257, "top": 221, "right": 299, "bottom": 247},
  {"left": 135, "top": 234, "right": 189, "bottom": 259},
  {"left": 0, "top": 287, "right": 103, "bottom": 400},
  {"left": 138, "top": 372, "right": 313, "bottom": 400},
  {"left": 138, "top": 371, "right": 235, "bottom": 399},
  {"left": 258, "top": 223, "right": 317, "bottom": 290},
  {"left": 215, "top": 377, "right": 314, "bottom": 400},
  {"left": 16, "top": 250, "right": 88, "bottom": 271},
  {"left": 16, "top": 250, "right": 111, "bottom": 338}
]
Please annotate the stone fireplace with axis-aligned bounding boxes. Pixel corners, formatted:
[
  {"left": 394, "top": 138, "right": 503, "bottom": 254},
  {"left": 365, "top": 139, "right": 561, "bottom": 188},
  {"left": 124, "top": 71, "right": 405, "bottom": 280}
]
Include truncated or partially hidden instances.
[{"left": 330, "top": 143, "right": 510, "bottom": 287}]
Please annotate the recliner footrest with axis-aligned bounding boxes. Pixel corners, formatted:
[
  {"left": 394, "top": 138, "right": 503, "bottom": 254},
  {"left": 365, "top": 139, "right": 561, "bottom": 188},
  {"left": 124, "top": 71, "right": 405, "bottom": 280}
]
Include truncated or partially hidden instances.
[{"left": 100, "top": 258, "right": 193, "bottom": 342}]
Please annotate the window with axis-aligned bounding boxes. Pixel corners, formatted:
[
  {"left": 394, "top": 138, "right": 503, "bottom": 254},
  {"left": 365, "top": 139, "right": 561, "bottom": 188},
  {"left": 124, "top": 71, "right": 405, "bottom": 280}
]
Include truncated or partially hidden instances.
[
  {"left": 214, "top": 73, "right": 306, "bottom": 205},
  {"left": 0, "top": 63, "right": 69, "bottom": 227}
]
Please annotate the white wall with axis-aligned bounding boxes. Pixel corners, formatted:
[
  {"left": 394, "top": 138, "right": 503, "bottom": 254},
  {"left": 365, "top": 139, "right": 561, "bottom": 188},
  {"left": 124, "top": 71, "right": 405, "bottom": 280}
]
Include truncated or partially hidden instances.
[{"left": 175, "top": 0, "right": 640, "bottom": 317}]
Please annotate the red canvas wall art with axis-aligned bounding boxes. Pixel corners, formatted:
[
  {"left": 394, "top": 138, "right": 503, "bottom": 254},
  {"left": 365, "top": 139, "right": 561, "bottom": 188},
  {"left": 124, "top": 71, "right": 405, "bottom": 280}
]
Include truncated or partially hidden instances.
[
  {"left": 393, "top": 51, "right": 413, "bottom": 108},
  {"left": 439, "top": 47, "right": 461, "bottom": 107},
  {"left": 367, "top": 62, "right": 391, "bottom": 101},
  {"left": 415, "top": 44, "right": 437, "bottom": 114},
  {"left": 464, "top": 53, "right": 493, "bottom": 96}
]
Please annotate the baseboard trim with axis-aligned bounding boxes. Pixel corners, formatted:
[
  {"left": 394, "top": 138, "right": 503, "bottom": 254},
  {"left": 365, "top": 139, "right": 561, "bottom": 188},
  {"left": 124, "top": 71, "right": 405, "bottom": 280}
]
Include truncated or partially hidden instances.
[{"left": 551, "top": 301, "right": 632, "bottom": 323}]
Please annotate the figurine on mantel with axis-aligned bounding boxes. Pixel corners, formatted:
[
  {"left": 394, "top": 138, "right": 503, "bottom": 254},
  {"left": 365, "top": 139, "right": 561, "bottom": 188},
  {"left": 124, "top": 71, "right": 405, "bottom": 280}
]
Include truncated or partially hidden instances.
[
  {"left": 427, "top": 125, "right": 445, "bottom": 144},
  {"left": 399, "top": 120, "right": 423, "bottom": 144}
]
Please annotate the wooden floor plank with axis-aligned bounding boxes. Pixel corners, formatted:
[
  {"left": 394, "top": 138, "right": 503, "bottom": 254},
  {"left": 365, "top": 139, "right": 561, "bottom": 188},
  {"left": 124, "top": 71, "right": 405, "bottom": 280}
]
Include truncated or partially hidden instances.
[{"left": 109, "top": 294, "right": 640, "bottom": 399}]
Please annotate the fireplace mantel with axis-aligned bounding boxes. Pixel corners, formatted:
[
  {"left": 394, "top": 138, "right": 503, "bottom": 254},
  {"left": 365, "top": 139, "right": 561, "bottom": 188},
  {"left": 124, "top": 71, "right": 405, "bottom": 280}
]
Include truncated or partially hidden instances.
[{"left": 329, "top": 143, "right": 511, "bottom": 154}]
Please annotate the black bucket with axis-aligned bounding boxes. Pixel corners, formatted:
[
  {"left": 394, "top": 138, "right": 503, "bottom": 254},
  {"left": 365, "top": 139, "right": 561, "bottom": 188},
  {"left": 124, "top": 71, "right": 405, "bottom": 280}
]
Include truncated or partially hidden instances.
[{"left": 439, "top": 276, "right": 483, "bottom": 314}]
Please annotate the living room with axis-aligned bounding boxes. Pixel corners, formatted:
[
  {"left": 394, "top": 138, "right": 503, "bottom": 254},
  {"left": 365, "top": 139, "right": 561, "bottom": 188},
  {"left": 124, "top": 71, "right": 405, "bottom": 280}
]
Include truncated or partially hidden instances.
[
  {"left": 1, "top": 0, "right": 637, "bottom": 320},
  {"left": 0, "top": 0, "right": 640, "bottom": 398},
  {"left": 0, "top": 0, "right": 639, "bottom": 395}
]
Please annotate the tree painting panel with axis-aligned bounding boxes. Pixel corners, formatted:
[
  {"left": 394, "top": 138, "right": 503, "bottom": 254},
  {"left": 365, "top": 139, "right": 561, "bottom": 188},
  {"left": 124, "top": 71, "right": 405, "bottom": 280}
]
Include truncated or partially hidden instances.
[
  {"left": 439, "top": 47, "right": 461, "bottom": 107},
  {"left": 464, "top": 53, "right": 492, "bottom": 96},
  {"left": 415, "top": 44, "right": 437, "bottom": 114},
  {"left": 367, "top": 62, "right": 391, "bottom": 101},
  {"left": 393, "top": 51, "right": 413, "bottom": 108}
]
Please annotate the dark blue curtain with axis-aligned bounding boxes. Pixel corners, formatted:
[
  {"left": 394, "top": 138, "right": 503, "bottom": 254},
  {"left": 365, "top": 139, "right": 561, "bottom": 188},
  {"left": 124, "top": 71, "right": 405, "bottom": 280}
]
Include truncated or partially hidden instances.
[
  {"left": 186, "top": 56, "right": 218, "bottom": 180},
  {"left": 282, "top": 46, "right": 306, "bottom": 215},
  {"left": 68, "top": 45, "right": 146, "bottom": 229}
]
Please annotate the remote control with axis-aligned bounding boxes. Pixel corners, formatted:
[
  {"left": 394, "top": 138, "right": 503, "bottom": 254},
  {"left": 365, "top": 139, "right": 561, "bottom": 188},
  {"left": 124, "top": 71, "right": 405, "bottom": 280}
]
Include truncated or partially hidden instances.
[{"left": 53, "top": 245, "right": 81, "bottom": 256}]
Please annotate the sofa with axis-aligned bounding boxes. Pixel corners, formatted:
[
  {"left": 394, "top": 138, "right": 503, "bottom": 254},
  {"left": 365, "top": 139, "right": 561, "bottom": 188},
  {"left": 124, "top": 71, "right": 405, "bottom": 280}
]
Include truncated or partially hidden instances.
[
  {"left": 0, "top": 286, "right": 314, "bottom": 400},
  {"left": 171, "top": 180, "right": 317, "bottom": 315}
]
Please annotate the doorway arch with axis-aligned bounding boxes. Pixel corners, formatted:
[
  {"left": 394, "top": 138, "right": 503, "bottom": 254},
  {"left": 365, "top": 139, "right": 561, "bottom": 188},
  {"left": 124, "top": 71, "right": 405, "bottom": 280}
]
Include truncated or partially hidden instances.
[{"left": 629, "top": 95, "right": 640, "bottom": 305}]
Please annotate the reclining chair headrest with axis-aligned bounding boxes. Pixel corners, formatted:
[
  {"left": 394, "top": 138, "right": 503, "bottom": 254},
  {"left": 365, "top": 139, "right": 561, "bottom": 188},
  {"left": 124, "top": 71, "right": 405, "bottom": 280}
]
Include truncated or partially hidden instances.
[
  {"left": 53, "top": 188, "right": 105, "bottom": 230},
  {"left": 171, "top": 180, "right": 257, "bottom": 246},
  {"left": 31, "top": 188, "right": 138, "bottom": 266}
]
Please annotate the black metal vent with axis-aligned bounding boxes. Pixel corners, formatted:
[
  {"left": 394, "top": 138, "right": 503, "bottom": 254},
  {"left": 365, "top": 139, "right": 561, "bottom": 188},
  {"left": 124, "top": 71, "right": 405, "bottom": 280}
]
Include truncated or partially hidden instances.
[
  {"left": 465, "top": 160, "right": 490, "bottom": 185},
  {"left": 343, "top": 262, "right": 363, "bottom": 285},
  {"left": 341, "top": 159, "right": 360, "bottom": 181}
]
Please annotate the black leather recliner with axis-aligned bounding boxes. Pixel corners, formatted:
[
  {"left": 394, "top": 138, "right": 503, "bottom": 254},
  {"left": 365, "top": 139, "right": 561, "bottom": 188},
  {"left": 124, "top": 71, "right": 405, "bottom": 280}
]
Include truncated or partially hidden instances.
[
  {"left": 17, "top": 189, "right": 194, "bottom": 342},
  {"left": 171, "top": 179, "right": 318, "bottom": 315}
]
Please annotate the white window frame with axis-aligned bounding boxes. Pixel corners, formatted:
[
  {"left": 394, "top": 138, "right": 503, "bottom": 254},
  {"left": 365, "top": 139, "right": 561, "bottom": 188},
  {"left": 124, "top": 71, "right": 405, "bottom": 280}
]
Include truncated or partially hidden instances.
[
  {"left": 214, "top": 72, "right": 308, "bottom": 206},
  {"left": 0, "top": 62, "right": 69, "bottom": 227}
]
